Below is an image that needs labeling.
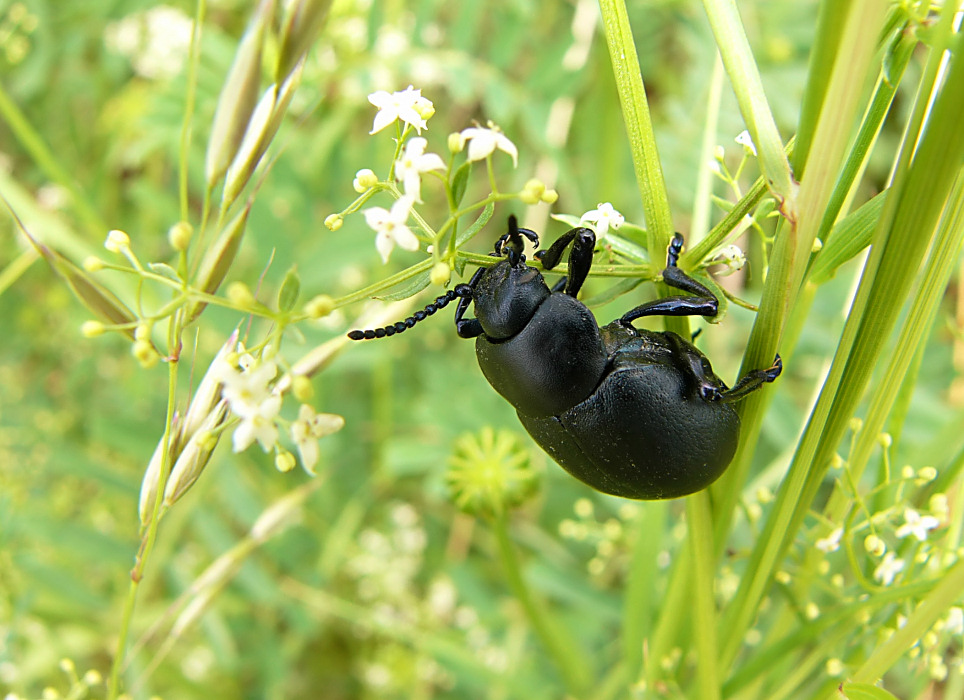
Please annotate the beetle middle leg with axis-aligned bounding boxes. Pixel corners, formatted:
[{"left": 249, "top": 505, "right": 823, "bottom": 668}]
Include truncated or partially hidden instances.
[
  {"left": 618, "top": 233, "right": 719, "bottom": 324},
  {"left": 719, "top": 355, "right": 783, "bottom": 402}
]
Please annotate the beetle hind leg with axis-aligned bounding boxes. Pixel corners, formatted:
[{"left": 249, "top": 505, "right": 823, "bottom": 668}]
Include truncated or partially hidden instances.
[{"left": 719, "top": 355, "right": 783, "bottom": 403}]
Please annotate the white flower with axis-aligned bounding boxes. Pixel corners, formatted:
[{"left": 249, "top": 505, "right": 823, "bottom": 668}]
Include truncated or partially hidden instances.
[
  {"left": 580, "top": 203, "right": 625, "bottom": 238},
  {"left": 895, "top": 508, "right": 940, "bottom": 541},
  {"left": 394, "top": 137, "right": 445, "bottom": 202},
  {"left": 290, "top": 404, "right": 345, "bottom": 475},
  {"left": 815, "top": 527, "right": 843, "bottom": 553},
  {"left": 458, "top": 122, "right": 518, "bottom": 166},
  {"left": 873, "top": 552, "right": 905, "bottom": 586},
  {"left": 363, "top": 196, "right": 419, "bottom": 263},
  {"left": 715, "top": 244, "right": 746, "bottom": 275},
  {"left": 368, "top": 86, "right": 434, "bottom": 134},
  {"left": 944, "top": 607, "right": 963, "bottom": 635},
  {"left": 218, "top": 353, "right": 282, "bottom": 453},
  {"left": 735, "top": 130, "right": 757, "bottom": 156},
  {"left": 104, "top": 6, "right": 193, "bottom": 80}
]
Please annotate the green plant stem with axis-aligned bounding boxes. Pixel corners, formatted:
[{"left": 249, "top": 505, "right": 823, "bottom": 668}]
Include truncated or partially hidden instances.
[
  {"left": 108, "top": 332, "right": 182, "bottom": 698},
  {"left": 597, "top": 0, "right": 674, "bottom": 260},
  {"left": 621, "top": 501, "right": 666, "bottom": 685},
  {"left": 700, "top": 0, "right": 795, "bottom": 218},
  {"left": 686, "top": 492, "right": 720, "bottom": 700},
  {"left": 492, "top": 513, "right": 591, "bottom": 696}
]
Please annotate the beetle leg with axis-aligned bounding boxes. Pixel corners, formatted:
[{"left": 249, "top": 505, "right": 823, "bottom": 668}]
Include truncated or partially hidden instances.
[
  {"left": 534, "top": 226, "right": 596, "bottom": 297},
  {"left": 719, "top": 355, "right": 783, "bottom": 403},
  {"left": 617, "top": 234, "right": 719, "bottom": 325},
  {"left": 453, "top": 266, "right": 486, "bottom": 338},
  {"left": 495, "top": 215, "right": 540, "bottom": 267}
]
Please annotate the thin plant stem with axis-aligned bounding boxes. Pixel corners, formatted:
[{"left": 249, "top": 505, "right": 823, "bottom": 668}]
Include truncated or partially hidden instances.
[{"left": 492, "top": 513, "right": 591, "bottom": 697}]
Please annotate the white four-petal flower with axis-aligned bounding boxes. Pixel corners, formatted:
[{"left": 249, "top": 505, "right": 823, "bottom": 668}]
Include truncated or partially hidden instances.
[
  {"left": 395, "top": 137, "right": 445, "bottom": 202},
  {"left": 368, "top": 86, "right": 433, "bottom": 135},
  {"left": 363, "top": 196, "right": 419, "bottom": 263},
  {"left": 580, "top": 202, "right": 625, "bottom": 238},
  {"left": 459, "top": 122, "right": 518, "bottom": 166},
  {"left": 873, "top": 552, "right": 905, "bottom": 586},
  {"left": 290, "top": 404, "right": 345, "bottom": 475},
  {"left": 895, "top": 508, "right": 940, "bottom": 541},
  {"left": 815, "top": 527, "right": 843, "bottom": 553},
  {"left": 218, "top": 353, "right": 282, "bottom": 453}
]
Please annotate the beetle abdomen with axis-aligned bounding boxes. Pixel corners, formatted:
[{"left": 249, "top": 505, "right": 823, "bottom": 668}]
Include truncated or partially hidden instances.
[{"left": 518, "top": 363, "right": 741, "bottom": 499}]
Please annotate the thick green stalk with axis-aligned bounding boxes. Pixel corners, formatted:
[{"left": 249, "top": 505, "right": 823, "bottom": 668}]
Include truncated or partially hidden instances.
[
  {"left": 719, "top": 20, "right": 964, "bottom": 670},
  {"left": 597, "top": 0, "right": 673, "bottom": 255},
  {"left": 686, "top": 492, "right": 720, "bottom": 700}
]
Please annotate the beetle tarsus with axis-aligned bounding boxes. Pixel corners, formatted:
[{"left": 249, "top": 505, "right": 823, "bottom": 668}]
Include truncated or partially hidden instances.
[{"left": 719, "top": 354, "right": 783, "bottom": 403}]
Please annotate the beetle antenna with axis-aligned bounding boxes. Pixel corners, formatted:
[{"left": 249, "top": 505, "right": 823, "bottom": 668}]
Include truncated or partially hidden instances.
[{"left": 348, "top": 285, "right": 474, "bottom": 340}]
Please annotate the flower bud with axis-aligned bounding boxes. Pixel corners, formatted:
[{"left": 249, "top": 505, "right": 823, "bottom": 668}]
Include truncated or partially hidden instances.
[
  {"left": 292, "top": 375, "right": 313, "bottom": 401},
  {"left": 105, "top": 229, "right": 130, "bottom": 253},
  {"left": 227, "top": 281, "right": 256, "bottom": 308},
  {"left": 541, "top": 188, "right": 559, "bottom": 204},
  {"left": 304, "top": 294, "right": 335, "bottom": 318},
  {"left": 83, "top": 256, "right": 105, "bottom": 272},
  {"left": 132, "top": 339, "right": 158, "bottom": 368},
  {"left": 430, "top": 261, "right": 451, "bottom": 286},
  {"left": 81, "top": 320, "right": 105, "bottom": 337},
  {"left": 275, "top": 450, "right": 297, "bottom": 473},
  {"left": 168, "top": 221, "right": 193, "bottom": 251},
  {"left": 324, "top": 214, "right": 343, "bottom": 231},
  {"left": 448, "top": 132, "right": 465, "bottom": 154},
  {"left": 353, "top": 168, "right": 378, "bottom": 192}
]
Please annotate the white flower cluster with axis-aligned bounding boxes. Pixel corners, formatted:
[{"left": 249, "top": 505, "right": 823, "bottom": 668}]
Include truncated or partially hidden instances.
[
  {"left": 215, "top": 345, "right": 343, "bottom": 474},
  {"left": 354, "top": 86, "right": 524, "bottom": 263}
]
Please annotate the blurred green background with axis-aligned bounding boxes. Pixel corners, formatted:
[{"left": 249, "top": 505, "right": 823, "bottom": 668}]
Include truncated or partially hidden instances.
[{"left": 2, "top": 0, "right": 955, "bottom": 698}]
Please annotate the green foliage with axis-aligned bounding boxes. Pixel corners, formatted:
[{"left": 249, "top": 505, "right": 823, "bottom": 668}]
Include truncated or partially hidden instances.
[{"left": 2, "top": 1, "right": 964, "bottom": 699}]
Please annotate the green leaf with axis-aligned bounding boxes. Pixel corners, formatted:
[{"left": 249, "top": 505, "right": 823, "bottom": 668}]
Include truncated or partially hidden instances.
[
  {"left": 455, "top": 202, "right": 495, "bottom": 247},
  {"left": 278, "top": 267, "right": 301, "bottom": 312},
  {"left": 374, "top": 270, "right": 431, "bottom": 301},
  {"left": 451, "top": 162, "right": 471, "bottom": 207},
  {"left": 148, "top": 262, "right": 181, "bottom": 283},
  {"left": 838, "top": 682, "right": 901, "bottom": 700}
]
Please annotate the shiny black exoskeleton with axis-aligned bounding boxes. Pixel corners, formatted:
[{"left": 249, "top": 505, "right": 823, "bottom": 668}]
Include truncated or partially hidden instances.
[{"left": 349, "top": 217, "right": 782, "bottom": 499}]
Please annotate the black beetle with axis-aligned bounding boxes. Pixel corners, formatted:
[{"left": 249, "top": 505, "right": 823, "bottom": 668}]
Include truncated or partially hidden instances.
[{"left": 349, "top": 216, "right": 781, "bottom": 499}]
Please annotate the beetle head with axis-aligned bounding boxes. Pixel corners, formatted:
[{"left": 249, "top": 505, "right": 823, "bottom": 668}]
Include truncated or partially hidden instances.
[{"left": 472, "top": 256, "right": 551, "bottom": 340}]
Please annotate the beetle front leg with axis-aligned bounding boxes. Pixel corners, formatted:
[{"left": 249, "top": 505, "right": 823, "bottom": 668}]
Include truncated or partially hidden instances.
[
  {"left": 534, "top": 226, "right": 596, "bottom": 298},
  {"left": 720, "top": 355, "right": 783, "bottom": 403},
  {"left": 453, "top": 266, "right": 485, "bottom": 338}
]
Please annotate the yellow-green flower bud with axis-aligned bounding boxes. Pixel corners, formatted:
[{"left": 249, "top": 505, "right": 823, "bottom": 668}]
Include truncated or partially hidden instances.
[
  {"left": 81, "top": 320, "right": 105, "bottom": 337},
  {"left": 430, "top": 261, "right": 451, "bottom": 286},
  {"left": 132, "top": 339, "right": 158, "bottom": 368},
  {"left": 305, "top": 294, "right": 335, "bottom": 318},
  {"left": 105, "top": 229, "right": 130, "bottom": 253},
  {"left": 134, "top": 321, "right": 152, "bottom": 341},
  {"left": 83, "top": 256, "right": 105, "bottom": 272},
  {"left": 227, "top": 281, "right": 256, "bottom": 308},
  {"left": 541, "top": 188, "right": 559, "bottom": 204},
  {"left": 324, "top": 214, "right": 343, "bottom": 231},
  {"left": 275, "top": 450, "right": 297, "bottom": 473},
  {"left": 353, "top": 168, "right": 378, "bottom": 192},
  {"left": 293, "top": 375, "right": 313, "bottom": 401},
  {"left": 448, "top": 132, "right": 465, "bottom": 154},
  {"left": 168, "top": 221, "right": 193, "bottom": 251}
]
